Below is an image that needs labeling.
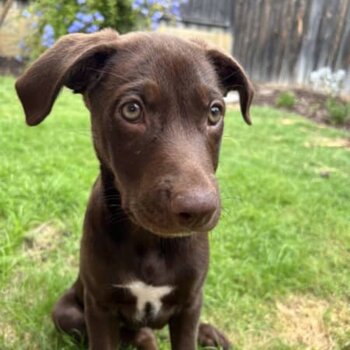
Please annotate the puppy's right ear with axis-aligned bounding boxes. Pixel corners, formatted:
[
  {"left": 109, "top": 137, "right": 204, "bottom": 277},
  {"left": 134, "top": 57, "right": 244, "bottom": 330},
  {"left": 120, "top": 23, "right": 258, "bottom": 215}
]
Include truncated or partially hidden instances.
[{"left": 15, "top": 29, "right": 118, "bottom": 126}]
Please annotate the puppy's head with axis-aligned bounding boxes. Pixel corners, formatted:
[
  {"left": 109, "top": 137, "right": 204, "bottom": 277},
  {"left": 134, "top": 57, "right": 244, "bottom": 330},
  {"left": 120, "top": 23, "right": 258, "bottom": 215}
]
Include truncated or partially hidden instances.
[{"left": 16, "top": 29, "right": 253, "bottom": 237}]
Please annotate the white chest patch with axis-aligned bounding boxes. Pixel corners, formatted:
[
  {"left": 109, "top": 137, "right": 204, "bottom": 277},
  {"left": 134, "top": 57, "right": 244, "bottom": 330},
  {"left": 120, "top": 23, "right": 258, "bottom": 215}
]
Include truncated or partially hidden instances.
[{"left": 114, "top": 280, "right": 173, "bottom": 320}]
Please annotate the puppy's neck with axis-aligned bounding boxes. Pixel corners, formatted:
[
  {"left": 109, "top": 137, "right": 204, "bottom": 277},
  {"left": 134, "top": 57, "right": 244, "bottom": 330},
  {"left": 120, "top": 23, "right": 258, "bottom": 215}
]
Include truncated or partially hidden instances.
[{"left": 100, "top": 164, "right": 123, "bottom": 216}]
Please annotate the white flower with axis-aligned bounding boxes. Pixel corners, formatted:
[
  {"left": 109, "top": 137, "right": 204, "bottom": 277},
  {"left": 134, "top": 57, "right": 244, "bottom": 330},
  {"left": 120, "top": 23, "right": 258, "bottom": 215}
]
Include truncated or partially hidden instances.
[{"left": 309, "top": 67, "right": 346, "bottom": 95}]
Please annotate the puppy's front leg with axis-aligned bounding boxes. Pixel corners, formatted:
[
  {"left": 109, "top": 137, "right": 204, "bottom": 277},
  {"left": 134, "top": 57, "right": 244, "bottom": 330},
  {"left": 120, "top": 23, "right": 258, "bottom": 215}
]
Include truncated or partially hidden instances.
[
  {"left": 169, "top": 297, "right": 202, "bottom": 350},
  {"left": 85, "top": 293, "right": 120, "bottom": 350}
]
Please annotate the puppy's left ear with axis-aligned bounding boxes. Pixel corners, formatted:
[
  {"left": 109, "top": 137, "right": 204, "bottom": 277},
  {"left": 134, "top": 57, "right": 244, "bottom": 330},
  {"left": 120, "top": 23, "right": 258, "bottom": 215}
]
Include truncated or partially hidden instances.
[{"left": 207, "top": 49, "right": 254, "bottom": 125}]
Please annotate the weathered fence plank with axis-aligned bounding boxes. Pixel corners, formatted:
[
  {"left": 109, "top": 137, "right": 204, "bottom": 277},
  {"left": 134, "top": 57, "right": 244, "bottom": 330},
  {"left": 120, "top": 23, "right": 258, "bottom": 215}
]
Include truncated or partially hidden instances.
[
  {"left": 181, "top": 0, "right": 232, "bottom": 28},
  {"left": 230, "top": 0, "right": 350, "bottom": 92}
]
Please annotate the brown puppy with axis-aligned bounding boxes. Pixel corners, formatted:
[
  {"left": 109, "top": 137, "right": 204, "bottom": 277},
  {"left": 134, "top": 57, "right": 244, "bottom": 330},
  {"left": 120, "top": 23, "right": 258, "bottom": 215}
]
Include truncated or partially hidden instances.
[{"left": 15, "top": 29, "right": 253, "bottom": 350}]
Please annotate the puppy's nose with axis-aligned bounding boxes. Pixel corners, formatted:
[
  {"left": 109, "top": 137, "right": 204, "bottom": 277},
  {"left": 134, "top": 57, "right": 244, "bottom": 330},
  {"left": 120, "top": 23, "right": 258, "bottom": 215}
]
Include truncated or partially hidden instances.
[{"left": 170, "top": 189, "right": 218, "bottom": 230}]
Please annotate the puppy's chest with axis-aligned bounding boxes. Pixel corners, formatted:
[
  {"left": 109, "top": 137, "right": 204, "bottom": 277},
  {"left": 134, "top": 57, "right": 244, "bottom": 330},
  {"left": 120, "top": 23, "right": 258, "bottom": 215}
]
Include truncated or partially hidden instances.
[
  {"left": 109, "top": 249, "right": 196, "bottom": 326},
  {"left": 114, "top": 280, "right": 174, "bottom": 323}
]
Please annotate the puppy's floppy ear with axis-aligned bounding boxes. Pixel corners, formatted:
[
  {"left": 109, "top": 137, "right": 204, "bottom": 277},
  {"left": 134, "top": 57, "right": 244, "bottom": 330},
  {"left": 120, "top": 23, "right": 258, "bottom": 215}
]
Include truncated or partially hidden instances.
[
  {"left": 207, "top": 49, "right": 254, "bottom": 125},
  {"left": 15, "top": 29, "right": 118, "bottom": 126}
]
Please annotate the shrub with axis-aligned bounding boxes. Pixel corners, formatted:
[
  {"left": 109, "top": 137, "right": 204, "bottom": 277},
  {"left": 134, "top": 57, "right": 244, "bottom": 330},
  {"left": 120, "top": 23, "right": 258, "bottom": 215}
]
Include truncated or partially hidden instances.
[
  {"left": 326, "top": 97, "right": 350, "bottom": 125},
  {"left": 132, "top": 0, "right": 185, "bottom": 30},
  {"left": 20, "top": 0, "right": 188, "bottom": 61},
  {"left": 276, "top": 91, "right": 296, "bottom": 110},
  {"left": 21, "top": 0, "right": 132, "bottom": 60}
]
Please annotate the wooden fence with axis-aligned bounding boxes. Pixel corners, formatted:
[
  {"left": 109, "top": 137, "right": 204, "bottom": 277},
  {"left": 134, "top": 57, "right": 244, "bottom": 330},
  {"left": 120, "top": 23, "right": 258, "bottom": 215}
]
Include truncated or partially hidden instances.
[
  {"left": 181, "top": 0, "right": 232, "bottom": 28},
  {"left": 230, "top": 0, "right": 350, "bottom": 92}
]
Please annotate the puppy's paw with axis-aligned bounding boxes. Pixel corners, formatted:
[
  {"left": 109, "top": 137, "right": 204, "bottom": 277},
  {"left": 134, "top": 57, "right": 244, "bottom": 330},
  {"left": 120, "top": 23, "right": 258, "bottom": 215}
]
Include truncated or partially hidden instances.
[
  {"left": 135, "top": 327, "right": 158, "bottom": 350},
  {"left": 121, "top": 327, "right": 158, "bottom": 350},
  {"left": 198, "top": 323, "right": 232, "bottom": 350}
]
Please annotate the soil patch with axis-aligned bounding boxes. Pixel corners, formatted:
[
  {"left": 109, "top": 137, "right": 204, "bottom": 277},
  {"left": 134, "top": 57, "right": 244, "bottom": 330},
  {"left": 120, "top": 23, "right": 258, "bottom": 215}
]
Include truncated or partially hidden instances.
[
  {"left": 23, "top": 221, "right": 68, "bottom": 261},
  {"left": 305, "top": 137, "right": 350, "bottom": 149},
  {"left": 275, "top": 295, "right": 350, "bottom": 350}
]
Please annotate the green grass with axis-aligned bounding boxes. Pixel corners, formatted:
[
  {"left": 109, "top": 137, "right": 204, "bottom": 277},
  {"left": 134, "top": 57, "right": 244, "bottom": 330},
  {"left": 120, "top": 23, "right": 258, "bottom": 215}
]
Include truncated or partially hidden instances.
[{"left": 1, "top": 75, "right": 350, "bottom": 349}]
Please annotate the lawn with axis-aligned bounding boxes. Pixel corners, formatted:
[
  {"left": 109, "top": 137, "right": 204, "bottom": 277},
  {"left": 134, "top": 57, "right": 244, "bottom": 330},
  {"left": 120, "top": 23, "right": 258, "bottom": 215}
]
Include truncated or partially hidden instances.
[{"left": 0, "top": 75, "right": 349, "bottom": 350}]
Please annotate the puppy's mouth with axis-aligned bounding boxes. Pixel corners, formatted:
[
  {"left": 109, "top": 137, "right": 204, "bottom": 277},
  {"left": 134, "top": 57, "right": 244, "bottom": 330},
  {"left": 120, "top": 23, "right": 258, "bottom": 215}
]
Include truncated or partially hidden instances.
[{"left": 125, "top": 202, "right": 220, "bottom": 238}]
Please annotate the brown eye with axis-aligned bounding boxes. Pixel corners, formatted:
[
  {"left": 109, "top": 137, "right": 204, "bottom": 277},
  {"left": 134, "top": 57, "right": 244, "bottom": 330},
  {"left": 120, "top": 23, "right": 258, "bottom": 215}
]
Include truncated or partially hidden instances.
[
  {"left": 121, "top": 102, "right": 142, "bottom": 122},
  {"left": 208, "top": 103, "right": 223, "bottom": 125}
]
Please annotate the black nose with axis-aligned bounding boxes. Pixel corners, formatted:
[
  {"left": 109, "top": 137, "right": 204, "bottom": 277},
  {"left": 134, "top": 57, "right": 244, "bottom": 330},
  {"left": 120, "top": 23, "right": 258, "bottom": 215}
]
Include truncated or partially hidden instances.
[{"left": 170, "top": 189, "right": 218, "bottom": 230}]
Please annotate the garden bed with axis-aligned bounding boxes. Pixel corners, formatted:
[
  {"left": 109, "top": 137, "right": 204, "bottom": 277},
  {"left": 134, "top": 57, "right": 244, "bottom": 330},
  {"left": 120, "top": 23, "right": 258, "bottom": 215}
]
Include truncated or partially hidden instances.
[
  {"left": 254, "top": 84, "right": 350, "bottom": 130},
  {"left": 0, "top": 56, "right": 24, "bottom": 76}
]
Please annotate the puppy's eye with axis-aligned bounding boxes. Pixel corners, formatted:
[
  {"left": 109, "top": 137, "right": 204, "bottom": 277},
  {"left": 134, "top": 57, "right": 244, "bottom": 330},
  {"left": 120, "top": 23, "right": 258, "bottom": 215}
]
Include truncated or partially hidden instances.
[
  {"left": 121, "top": 102, "right": 142, "bottom": 122},
  {"left": 208, "top": 103, "right": 223, "bottom": 125}
]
